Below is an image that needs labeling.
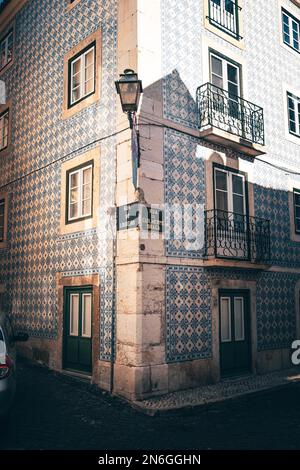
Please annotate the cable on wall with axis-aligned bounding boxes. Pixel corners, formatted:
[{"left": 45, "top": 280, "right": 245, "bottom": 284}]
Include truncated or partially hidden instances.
[{"left": 0, "top": 127, "right": 130, "bottom": 192}]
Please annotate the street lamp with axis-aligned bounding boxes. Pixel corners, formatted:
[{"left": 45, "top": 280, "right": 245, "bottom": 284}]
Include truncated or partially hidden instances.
[{"left": 115, "top": 69, "right": 143, "bottom": 129}]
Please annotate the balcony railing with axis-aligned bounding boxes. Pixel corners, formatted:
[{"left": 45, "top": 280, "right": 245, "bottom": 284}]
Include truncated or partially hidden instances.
[
  {"left": 204, "top": 209, "right": 271, "bottom": 263},
  {"left": 208, "top": 0, "right": 241, "bottom": 39},
  {"left": 0, "top": 0, "right": 11, "bottom": 14},
  {"left": 197, "top": 83, "right": 265, "bottom": 146}
]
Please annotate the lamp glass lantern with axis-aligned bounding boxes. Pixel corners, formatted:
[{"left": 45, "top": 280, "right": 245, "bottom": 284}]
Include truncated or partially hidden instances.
[{"left": 115, "top": 69, "right": 143, "bottom": 113}]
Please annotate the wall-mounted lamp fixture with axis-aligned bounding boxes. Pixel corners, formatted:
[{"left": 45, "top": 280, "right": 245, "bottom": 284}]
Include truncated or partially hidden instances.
[{"left": 115, "top": 69, "right": 143, "bottom": 129}]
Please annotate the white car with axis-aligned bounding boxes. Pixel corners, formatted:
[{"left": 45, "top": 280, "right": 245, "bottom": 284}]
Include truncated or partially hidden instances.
[{"left": 0, "top": 312, "right": 28, "bottom": 421}]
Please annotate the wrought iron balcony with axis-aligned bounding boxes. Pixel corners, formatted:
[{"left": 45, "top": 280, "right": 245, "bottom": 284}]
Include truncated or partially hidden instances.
[
  {"left": 197, "top": 83, "right": 265, "bottom": 156},
  {"left": 0, "top": 0, "right": 11, "bottom": 14},
  {"left": 204, "top": 209, "right": 270, "bottom": 263},
  {"left": 208, "top": 0, "right": 241, "bottom": 39}
]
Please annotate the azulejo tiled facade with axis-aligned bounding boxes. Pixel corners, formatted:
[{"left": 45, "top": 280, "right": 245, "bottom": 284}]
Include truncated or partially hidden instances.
[
  {"left": 164, "top": 129, "right": 205, "bottom": 259},
  {"left": 166, "top": 266, "right": 212, "bottom": 362},
  {"left": 0, "top": 0, "right": 117, "bottom": 360},
  {"left": 162, "top": 0, "right": 300, "bottom": 368},
  {"left": 1, "top": 0, "right": 300, "bottom": 401},
  {"left": 256, "top": 272, "right": 299, "bottom": 351},
  {"left": 166, "top": 265, "right": 300, "bottom": 362},
  {"left": 254, "top": 185, "right": 300, "bottom": 269}
]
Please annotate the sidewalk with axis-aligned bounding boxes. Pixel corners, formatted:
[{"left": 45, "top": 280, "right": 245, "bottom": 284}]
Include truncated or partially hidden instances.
[{"left": 134, "top": 368, "right": 300, "bottom": 414}]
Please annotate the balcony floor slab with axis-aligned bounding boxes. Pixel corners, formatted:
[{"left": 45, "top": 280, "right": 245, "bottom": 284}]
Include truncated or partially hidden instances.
[{"left": 199, "top": 126, "right": 266, "bottom": 157}]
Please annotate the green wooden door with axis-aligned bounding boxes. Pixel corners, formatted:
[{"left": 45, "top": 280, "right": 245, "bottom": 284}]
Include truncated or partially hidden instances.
[
  {"left": 63, "top": 287, "right": 93, "bottom": 374},
  {"left": 219, "top": 290, "right": 251, "bottom": 377}
]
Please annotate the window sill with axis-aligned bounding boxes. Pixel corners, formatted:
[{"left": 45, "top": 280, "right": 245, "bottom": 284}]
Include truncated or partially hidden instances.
[
  {"left": 62, "top": 92, "right": 99, "bottom": 120},
  {"left": 290, "top": 233, "right": 300, "bottom": 243},
  {"left": 280, "top": 40, "right": 300, "bottom": 59},
  {"left": 66, "top": 215, "right": 93, "bottom": 226},
  {"left": 66, "top": 0, "right": 81, "bottom": 11},
  {"left": 0, "top": 144, "right": 12, "bottom": 158},
  {"left": 284, "top": 130, "right": 300, "bottom": 146},
  {"left": 204, "top": 18, "right": 244, "bottom": 49},
  {"left": 61, "top": 217, "right": 96, "bottom": 236}
]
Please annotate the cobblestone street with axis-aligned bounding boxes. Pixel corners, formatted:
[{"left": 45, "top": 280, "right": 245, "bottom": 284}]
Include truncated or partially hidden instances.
[{"left": 1, "top": 360, "right": 300, "bottom": 450}]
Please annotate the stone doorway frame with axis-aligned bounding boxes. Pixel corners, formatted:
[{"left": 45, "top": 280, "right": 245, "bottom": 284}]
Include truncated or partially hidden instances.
[
  {"left": 211, "top": 277, "right": 257, "bottom": 381},
  {"left": 56, "top": 273, "right": 100, "bottom": 383}
]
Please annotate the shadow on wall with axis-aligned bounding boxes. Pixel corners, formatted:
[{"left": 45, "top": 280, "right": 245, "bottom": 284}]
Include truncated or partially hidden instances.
[{"left": 139, "top": 68, "right": 300, "bottom": 268}]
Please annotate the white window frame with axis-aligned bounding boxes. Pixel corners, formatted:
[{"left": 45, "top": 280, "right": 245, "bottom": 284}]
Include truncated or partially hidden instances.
[
  {"left": 0, "top": 109, "right": 9, "bottom": 151},
  {"left": 210, "top": 51, "right": 241, "bottom": 96},
  {"left": 234, "top": 297, "right": 245, "bottom": 341},
  {"left": 0, "top": 199, "right": 5, "bottom": 243},
  {"left": 68, "top": 164, "right": 93, "bottom": 222},
  {"left": 0, "top": 30, "right": 13, "bottom": 72},
  {"left": 287, "top": 92, "right": 300, "bottom": 138},
  {"left": 69, "top": 293, "right": 79, "bottom": 337},
  {"left": 214, "top": 167, "right": 246, "bottom": 215},
  {"left": 81, "top": 293, "right": 92, "bottom": 338},
  {"left": 294, "top": 189, "right": 300, "bottom": 234},
  {"left": 69, "top": 45, "right": 95, "bottom": 106},
  {"left": 282, "top": 8, "right": 300, "bottom": 53},
  {"left": 220, "top": 296, "right": 232, "bottom": 342}
]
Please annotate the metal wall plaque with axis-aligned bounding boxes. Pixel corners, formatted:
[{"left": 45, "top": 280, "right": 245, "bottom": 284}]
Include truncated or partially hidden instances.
[
  {"left": 117, "top": 203, "right": 139, "bottom": 231},
  {"left": 140, "top": 206, "right": 164, "bottom": 233},
  {"left": 117, "top": 203, "right": 163, "bottom": 233}
]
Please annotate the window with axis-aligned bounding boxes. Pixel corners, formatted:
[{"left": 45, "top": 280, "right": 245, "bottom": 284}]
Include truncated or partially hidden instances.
[
  {"left": 82, "top": 293, "right": 92, "bottom": 338},
  {"left": 0, "top": 30, "right": 13, "bottom": 72},
  {"left": 67, "top": 163, "right": 93, "bottom": 223},
  {"left": 210, "top": 51, "right": 241, "bottom": 119},
  {"left": 214, "top": 166, "right": 246, "bottom": 219},
  {"left": 234, "top": 297, "right": 245, "bottom": 341},
  {"left": 294, "top": 189, "right": 300, "bottom": 234},
  {"left": 69, "top": 44, "right": 95, "bottom": 107},
  {"left": 282, "top": 9, "right": 300, "bottom": 53},
  {"left": 208, "top": 0, "right": 240, "bottom": 39},
  {"left": 0, "top": 199, "right": 5, "bottom": 242},
  {"left": 0, "top": 109, "right": 9, "bottom": 151},
  {"left": 220, "top": 297, "right": 232, "bottom": 342},
  {"left": 60, "top": 148, "right": 99, "bottom": 235},
  {"left": 287, "top": 92, "right": 300, "bottom": 137},
  {"left": 63, "top": 31, "right": 100, "bottom": 119},
  {"left": 69, "top": 293, "right": 79, "bottom": 336},
  {"left": 210, "top": 51, "right": 240, "bottom": 94}
]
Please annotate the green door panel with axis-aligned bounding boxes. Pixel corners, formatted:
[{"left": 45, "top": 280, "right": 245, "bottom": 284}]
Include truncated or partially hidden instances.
[
  {"left": 219, "top": 290, "right": 251, "bottom": 377},
  {"left": 78, "top": 339, "right": 92, "bottom": 371},
  {"left": 63, "top": 287, "right": 93, "bottom": 374},
  {"left": 66, "top": 337, "right": 79, "bottom": 366}
]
